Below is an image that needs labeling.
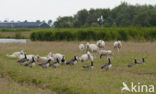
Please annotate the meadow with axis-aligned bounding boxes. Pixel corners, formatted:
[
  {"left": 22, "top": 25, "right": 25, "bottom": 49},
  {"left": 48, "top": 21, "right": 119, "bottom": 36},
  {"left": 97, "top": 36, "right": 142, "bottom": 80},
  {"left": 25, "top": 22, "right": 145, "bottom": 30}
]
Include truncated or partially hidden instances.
[{"left": 0, "top": 41, "right": 156, "bottom": 94}]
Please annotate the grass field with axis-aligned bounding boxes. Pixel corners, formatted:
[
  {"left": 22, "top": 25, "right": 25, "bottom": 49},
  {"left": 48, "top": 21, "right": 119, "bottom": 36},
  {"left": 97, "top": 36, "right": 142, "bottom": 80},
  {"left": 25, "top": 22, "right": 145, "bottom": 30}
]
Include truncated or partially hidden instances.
[{"left": 0, "top": 41, "right": 155, "bottom": 94}]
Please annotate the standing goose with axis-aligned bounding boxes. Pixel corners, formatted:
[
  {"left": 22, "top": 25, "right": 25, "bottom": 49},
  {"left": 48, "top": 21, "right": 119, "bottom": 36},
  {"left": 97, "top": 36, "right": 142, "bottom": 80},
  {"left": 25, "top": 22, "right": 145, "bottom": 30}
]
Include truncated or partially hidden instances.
[
  {"left": 66, "top": 56, "right": 78, "bottom": 65},
  {"left": 82, "top": 61, "right": 94, "bottom": 69},
  {"left": 101, "top": 58, "right": 112, "bottom": 71},
  {"left": 128, "top": 58, "right": 138, "bottom": 67},
  {"left": 137, "top": 58, "right": 145, "bottom": 64},
  {"left": 24, "top": 57, "right": 36, "bottom": 68},
  {"left": 50, "top": 58, "right": 60, "bottom": 68},
  {"left": 38, "top": 59, "right": 51, "bottom": 68},
  {"left": 17, "top": 53, "right": 29, "bottom": 64}
]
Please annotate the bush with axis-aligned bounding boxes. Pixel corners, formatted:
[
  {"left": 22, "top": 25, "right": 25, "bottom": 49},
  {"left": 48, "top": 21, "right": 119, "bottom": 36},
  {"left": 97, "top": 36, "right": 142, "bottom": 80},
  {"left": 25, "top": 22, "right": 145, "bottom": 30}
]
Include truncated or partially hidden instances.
[{"left": 30, "top": 27, "right": 156, "bottom": 41}]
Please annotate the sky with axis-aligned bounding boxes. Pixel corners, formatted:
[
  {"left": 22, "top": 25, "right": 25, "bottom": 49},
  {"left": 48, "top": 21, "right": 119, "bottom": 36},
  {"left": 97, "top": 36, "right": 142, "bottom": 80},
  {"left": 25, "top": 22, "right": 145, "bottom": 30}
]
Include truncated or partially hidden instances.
[{"left": 0, "top": 0, "right": 156, "bottom": 22}]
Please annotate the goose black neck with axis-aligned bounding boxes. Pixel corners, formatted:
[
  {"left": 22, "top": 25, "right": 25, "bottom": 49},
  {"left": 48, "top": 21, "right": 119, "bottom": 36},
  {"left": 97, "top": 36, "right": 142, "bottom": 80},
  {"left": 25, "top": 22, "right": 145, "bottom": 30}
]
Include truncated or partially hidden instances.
[
  {"left": 142, "top": 58, "right": 145, "bottom": 62},
  {"left": 48, "top": 59, "right": 51, "bottom": 63},
  {"left": 56, "top": 58, "right": 59, "bottom": 63},
  {"left": 108, "top": 58, "right": 111, "bottom": 64},
  {"left": 134, "top": 59, "right": 137, "bottom": 64},
  {"left": 74, "top": 56, "right": 77, "bottom": 60},
  {"left": 91, "top": 61, "right": 93, "bottom": 66},
  {"left": 24, "top": 54, "right": 27, "bottom": 59},
  {"left": 32, "top": 57, "right": 35, "bottom": 62}
]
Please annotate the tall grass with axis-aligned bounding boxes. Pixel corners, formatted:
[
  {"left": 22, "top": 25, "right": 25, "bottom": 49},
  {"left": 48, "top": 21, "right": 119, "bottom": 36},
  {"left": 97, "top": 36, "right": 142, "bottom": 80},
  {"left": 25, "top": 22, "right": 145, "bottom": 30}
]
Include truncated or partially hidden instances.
[{"left": 30, "top": 27, "right": 156, "bottom": 41}]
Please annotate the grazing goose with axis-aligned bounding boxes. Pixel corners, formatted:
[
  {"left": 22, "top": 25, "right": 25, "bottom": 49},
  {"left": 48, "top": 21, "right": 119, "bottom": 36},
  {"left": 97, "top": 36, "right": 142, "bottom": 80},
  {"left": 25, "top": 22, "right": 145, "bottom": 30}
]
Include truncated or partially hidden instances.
[
  {"left": 82, "top": 61, "right": 94, "bottom": 69},
  {"left": 17, "top": 53, "right": 29, "bottom": 64},
  {"left": 101, "top": 58, "right": 112, "bottom": 71},
  {"left": 128, "top": 59, "right": 138, "bottom": 67},
  {"left": 50, "top": 58, "right": 60, "bottom": 68},
  {"left": 137, "top": 58, "right": 145, "bottom": 64},
  {"left": 24, "top": 57, "right": 36, "bottom": 68},
  {"left": 38, "top": 59, "right": 51, "bottom": 68},
  {"left": 66, "top": 56, "right": 78, "bottom": 65}
]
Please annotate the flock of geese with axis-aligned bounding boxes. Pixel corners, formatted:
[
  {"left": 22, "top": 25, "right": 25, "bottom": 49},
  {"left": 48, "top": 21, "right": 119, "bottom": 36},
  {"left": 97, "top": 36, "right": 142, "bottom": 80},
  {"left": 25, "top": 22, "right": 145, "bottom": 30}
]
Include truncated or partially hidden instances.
[{"left": 7, "top": 40, "right": 146, "bottom": 71}]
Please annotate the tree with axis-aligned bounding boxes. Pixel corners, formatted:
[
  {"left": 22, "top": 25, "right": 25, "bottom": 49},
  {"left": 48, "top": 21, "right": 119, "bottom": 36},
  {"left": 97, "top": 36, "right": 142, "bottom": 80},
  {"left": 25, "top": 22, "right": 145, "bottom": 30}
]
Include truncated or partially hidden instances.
[
  {"left": 133, "top": 11, "right": 150, "bottom": 26},
  {"left": 36, "top": 20, "right": 41, "bottom": 23},
  {"left": 74, "top": 9, "right": 89, "bottom": 27},
  {"left": 53, "top": 2, "right": 156, "bottom": 27},
  {"left": 54, "top": 16, "right": 74, "bottom": 28},
  {"left": 4, "top": 20, "right": 8, "bottom": 22},
  {"left": 24, "top": 20, "right": 28, "bottom": 23},
  {"left": 48, "top": 20, "right": 52, "bottom": 26}
]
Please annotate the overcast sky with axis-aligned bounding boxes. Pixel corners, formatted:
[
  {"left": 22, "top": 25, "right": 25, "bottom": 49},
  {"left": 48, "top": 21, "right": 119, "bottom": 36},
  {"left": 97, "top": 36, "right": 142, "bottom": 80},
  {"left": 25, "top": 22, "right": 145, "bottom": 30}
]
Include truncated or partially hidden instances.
[{"left": 1, "top": 0, "right": 156, "bottom": 22}]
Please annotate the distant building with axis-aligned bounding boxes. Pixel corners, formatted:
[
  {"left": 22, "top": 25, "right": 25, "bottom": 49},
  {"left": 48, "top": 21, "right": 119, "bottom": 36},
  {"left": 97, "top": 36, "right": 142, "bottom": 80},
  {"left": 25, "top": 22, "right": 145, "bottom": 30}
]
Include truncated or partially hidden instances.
[{"left": 0, "top": 22, "right": 50, "bottom": 28}]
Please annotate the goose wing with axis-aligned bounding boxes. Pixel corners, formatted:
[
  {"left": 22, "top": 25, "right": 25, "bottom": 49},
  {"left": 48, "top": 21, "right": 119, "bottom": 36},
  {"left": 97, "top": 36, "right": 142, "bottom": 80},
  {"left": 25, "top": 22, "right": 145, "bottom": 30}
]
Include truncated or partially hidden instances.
[
  {"left": 101, "top": 63, "right": 108, "bottom": 69},
  {"left": 128, "top": 63, "right": 137, "bottom": 67},
  {"left": 66, "top": 59, "right": 73, "bottom": 65}
]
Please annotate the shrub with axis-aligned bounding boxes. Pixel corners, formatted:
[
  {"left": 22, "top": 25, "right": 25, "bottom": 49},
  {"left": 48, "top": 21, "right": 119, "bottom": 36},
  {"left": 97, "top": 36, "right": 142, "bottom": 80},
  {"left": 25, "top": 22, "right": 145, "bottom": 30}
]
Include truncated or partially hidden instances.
[{"left": 30, "top": 27, "right": 156, "bottom": 41}]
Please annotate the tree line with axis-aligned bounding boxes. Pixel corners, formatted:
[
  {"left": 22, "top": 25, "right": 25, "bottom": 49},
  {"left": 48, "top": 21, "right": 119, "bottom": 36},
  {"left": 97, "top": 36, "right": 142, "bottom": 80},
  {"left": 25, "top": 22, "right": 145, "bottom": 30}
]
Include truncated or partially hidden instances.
[{"left": 53, "top": 2, "right": 156, "bottom": 28}]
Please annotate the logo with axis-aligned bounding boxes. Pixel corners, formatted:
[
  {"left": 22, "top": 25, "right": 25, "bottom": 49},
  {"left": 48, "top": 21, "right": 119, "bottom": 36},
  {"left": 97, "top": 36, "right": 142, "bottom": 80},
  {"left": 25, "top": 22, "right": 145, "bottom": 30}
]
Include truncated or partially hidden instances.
[{"left": 121, "top": 82, "right": 154, "bottom": 93}]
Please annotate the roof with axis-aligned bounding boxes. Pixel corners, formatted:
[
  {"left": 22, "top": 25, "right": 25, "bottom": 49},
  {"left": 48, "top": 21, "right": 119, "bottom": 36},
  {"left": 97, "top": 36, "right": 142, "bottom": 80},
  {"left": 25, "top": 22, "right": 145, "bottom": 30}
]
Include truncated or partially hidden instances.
[{"left": 0, "top": 22, "right": 50, "bottom": 28}]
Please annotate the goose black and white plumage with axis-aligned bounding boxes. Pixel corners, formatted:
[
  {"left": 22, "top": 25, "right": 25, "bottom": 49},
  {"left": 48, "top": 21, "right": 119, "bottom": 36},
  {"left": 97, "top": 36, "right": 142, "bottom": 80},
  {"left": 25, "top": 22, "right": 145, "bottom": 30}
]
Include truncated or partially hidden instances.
[
  {"left": 50, "top": 58, "right": 60, "bottom": 68},
  {"left": 66, "top": 56, "right": 78, "bottom": 65},
  {"left": 38, "top": 59, "right": 51, "bottom": 68},
  {"left": 82, "top": 61, "right": 94, "bottom": 69},
  {"left": 137, "top": 58, "right": 145, "bottom": 64},
  {"left": 101, "top": 58, "right": 112, "bottom": 71},
  {"left": 17, "top": 53, "right": 29, "bottom": 64},
  {"left": 24, "top": 57, "right": 36, "bottom": 68},
  {"left": 128, "top": 58, "right": 138, "bottom": 67}
]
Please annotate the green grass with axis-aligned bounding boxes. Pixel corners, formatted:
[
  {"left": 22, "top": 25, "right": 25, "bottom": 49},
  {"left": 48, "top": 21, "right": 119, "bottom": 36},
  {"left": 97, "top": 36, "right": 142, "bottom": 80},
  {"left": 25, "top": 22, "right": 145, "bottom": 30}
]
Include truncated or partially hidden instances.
[
  {"left": 0, "top": 76, "right": 55, "bottom": 94},
  {"left": 0, "top": 41, "right": 156, "bottom": 94}
]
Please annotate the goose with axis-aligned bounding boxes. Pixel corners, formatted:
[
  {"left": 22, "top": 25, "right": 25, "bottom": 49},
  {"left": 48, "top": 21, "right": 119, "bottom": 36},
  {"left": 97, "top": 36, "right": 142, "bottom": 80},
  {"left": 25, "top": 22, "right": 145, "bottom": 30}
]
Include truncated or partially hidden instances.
[
  {"left": 17, "top": 53, "right": 29, "bottom": 64},
  {"left": 24, "top": 57, "right": 36, "bottom": 68},
  {"left": 137, "top": 58, "right": 145, "bottom": 64},
  {"left": 128, "top": 59, "right": 138, "bottom": 67},
  {"left": 101, "top": 58, "right": 112, "bottom": 71},
  {"left": 50, "top": 58, "right": 60, "bottom": 68},
  {"left": 66, "top": 56, "right": 78, "bottom": 65},
  {"left": 38, "top": 59, "right": 51, "bottom": 68},
  {"left": 82, "top": 61, "right": 94, "bottom": 69}
]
